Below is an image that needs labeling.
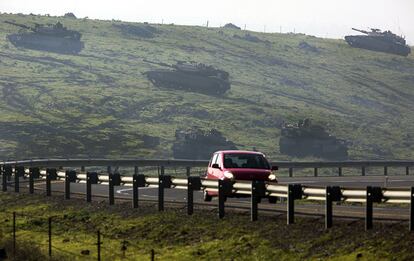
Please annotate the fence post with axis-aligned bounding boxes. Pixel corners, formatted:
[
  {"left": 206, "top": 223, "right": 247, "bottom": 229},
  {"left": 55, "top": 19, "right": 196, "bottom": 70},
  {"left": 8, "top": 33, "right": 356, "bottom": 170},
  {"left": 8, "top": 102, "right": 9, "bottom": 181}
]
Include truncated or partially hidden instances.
[
  {"left": 287, "top": 184, "right": 302, "bottom": 225},
  {"left": 97, "top": 230, "right": 101, "bottom": 261},
  {"left": 338, "top": 167, "right": 342, "bottom": 176},
  {"left": 132, "top": 174, "right": 145, "bottom": 208},
  {"left": 46, "top": 168, "right": 57, "bottom": 197},
  {"left": 158, "top": 174, "right": 171, "bottom": 212},
  {"left": 384, "top": 166, "right": 388, "bottom": 176},
  {"left": 218, "top": 179, "right": 233, "bottom": 219},
  {"left": 314, "top": 168, "right": 318, "bottom": 177},
  {"left": 410, "top": 187, "right": 414, "bottom": 232},
  {"left": 29, "top": 167, "right": 40, "bottom": 194},
  {"left": 407, "top": 167, "right": 410, "bottom": 176},
  {"left": 362, "top": 166, "right": 366, "bottom": 176},
  {"left": 325, "top": 186, "right": 341, "bottom": 229},
  {"left": 151, "top": 249, "right": 155, "bottom": 261},
  {"left": 251, "top": 180, "right": 265, "bottom": 221},
  {"left": 48, "top": 217, "right": 52, "bottom": 257},
  {"left": 13, "top": 211, "right": 16, "bottom": 258},
  {"left": 289, "top": 168, "right": 293, "bottom": 177},
  {"left": 187, "top": 176, "right": 201, "bottom": 215}
]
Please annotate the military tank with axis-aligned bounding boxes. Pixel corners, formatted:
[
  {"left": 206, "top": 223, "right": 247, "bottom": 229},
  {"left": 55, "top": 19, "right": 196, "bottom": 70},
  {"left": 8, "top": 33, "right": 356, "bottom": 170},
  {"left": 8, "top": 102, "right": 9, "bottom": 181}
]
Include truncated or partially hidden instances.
[
  {"left": 345, "top": 28, "right": 411, "bottom": 56},
  {"left": 4, "top": 21, "right": 84, "bottom": 54},
  {"left": 279, "top": 119, "right": 348, "bottom": 160},
  {"left": 144, "top": 60, "right": 231, "bottom": 95},
  {"left": 172, "top": 127, "right": 237, "bottom": 160}
]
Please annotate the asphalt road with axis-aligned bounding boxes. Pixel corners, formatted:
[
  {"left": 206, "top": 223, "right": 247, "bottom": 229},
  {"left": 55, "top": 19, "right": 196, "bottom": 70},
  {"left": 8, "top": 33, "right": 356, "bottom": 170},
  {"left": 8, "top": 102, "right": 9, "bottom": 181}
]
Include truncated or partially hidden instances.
[{"left": 24, "top": 175, "right": 414, "bottom": 221}]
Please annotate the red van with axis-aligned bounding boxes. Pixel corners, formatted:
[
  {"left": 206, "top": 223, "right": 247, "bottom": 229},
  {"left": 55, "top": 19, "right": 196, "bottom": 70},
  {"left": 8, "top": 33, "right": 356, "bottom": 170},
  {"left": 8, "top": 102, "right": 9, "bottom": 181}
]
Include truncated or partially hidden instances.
[{"left": 203, "top": 150, "right": 278, "bottom": 201}]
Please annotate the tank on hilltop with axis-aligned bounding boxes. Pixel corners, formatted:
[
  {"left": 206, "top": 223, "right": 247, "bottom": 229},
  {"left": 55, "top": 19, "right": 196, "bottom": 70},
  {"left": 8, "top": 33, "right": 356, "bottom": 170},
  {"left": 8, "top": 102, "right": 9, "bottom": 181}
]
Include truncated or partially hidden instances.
[
  {"left": 172, "top": 127, "right": 237, "bottom": 160},
  {"left": 4, "top": 20, "right": 84, "bottom": 54},
  {"left": 345, "top": 28, "right": 411, "bottom": 56},
  {"left": 144, "top": 60, "right": 231, "bottom": 95},
  {"left": 279, "top": 119, "right": 348, "bottom": 160}
]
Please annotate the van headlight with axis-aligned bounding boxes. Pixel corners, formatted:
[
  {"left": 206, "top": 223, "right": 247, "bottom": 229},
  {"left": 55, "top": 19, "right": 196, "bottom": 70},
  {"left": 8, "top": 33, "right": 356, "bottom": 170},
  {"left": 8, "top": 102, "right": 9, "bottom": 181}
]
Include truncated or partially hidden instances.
[
  {"left": 268, "top": 173, "right": 277, "bottom": 181},
  {"left": 223, "top": 171, "right": 234, "bottom": 180}
]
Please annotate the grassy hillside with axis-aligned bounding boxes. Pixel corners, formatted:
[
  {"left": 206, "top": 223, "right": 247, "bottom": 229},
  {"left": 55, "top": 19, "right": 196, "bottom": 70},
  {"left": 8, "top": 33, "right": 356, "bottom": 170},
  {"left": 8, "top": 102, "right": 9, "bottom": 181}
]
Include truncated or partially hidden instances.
[
  {"left": 1, "top": 192, "right": 414, "bottom": 260},
  {"left": 1, "top": 13, "right": 414, "bottom": 160}
]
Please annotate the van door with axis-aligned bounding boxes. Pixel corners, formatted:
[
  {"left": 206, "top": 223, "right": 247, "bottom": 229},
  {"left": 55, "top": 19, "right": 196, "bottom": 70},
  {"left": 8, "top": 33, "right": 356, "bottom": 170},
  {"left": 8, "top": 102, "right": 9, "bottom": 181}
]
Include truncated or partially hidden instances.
[{"left": 207, "top": 153, "right": 219, "bottom": 179}]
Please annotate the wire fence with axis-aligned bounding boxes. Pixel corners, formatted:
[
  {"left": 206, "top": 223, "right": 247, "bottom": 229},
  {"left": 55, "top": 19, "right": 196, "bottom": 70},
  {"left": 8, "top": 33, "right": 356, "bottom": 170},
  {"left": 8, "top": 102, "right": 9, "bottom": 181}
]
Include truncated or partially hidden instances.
[{"left": 0, "top": 210, "right": 158, "bottom": 260}]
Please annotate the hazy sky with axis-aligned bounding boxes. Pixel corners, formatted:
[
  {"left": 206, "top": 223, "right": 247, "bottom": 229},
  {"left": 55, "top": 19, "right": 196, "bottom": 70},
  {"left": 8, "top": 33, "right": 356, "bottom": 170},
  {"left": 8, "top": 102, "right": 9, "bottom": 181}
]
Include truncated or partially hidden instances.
[{"left": 1, "top": 0, "right": 413, "bottom": 44}]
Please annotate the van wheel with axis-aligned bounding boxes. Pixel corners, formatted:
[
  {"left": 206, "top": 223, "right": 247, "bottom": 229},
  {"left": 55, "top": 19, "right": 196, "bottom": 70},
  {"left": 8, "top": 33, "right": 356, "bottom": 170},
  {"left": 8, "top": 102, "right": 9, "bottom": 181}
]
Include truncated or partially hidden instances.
[
  {"left": 203, "top": 190, "right": 212, "bottom": 202},
  {"left": 268, "top": 196, "right": 277, "bottom": 204}
]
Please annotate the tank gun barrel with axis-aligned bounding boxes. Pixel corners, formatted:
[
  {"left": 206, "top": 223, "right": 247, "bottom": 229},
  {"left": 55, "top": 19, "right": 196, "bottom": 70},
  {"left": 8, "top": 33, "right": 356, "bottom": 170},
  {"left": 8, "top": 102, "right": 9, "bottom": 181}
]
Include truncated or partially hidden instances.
[
  {"left": 4, "top": 21, "right": 34, "bottom": 31},
  {"left": 351, "top": 28, "right": 368, "bottom": 34},
  {"left": 143, "top": 59, "right": 172, "bottom": 68}
]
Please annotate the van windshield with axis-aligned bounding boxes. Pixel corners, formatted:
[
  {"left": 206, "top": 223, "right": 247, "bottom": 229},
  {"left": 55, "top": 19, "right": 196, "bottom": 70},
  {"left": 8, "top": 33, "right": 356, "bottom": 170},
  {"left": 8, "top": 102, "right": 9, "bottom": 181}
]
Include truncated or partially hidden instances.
[{"left": 223, "top": 153, "right": 270, "bottom": 169}]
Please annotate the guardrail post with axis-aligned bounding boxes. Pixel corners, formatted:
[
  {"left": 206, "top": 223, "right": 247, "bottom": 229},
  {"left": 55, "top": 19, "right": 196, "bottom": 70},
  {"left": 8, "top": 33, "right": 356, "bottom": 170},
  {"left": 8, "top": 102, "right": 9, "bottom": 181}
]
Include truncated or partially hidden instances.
[
  {"left": 132, "top": 174, "right": 146, "bottom": 208},
  {"left": 251, "top": 180, "right": 265, "bottom": 221},
  {"left": 289, "top": 168, "right": 293, "bottom": 177},
  {"left": 3, "top": 166, "right": 12, "bottom": 192},
  {"left": 218, "top": 179, "right": 233, "bottom": 219},
  {"left": 361, "top": 167, "right": 366, "bottom": 176},
  {"left": 410, "top": 187, "right": 414, "bottom": 232},
  {"left": 365, "top": 186, "right": 382, "bottom": 230},
  {"left": 86, "top": 172, "right": 98, "bottom": 202},
  {"left": 29, "top": 167, "right": 40, "bottom": 194},
  {"left": 0, "top": 166, "right": 4, "bottom": 191},
  {"left": 325, "top": 186, "right": 341, "bottom": 229},
  {"left": 287, "top": 184, "right": 302, "bottom": 225},
  {"left": 338, "top": 167, "right": 342, "bottom": 176},
  {"left": 384, "top": 166, "right": 388, "bottom": 176},
  {"left": 14, "top": 166, "right": 24, "bottom": 193},
  {"left": 108, "top": 173, "right": 121, "bottom": 205},
  {"left": 187, "top": 176, "right": 201, "bottom": 215},
  {"left": 65, "top": 170, "right": 76, "bottom": 199},
  {"left": 314, "top": 168, "right": 318, "bottom": 177},
  {"left": 46, "top": 168, "right": 57, "bottom": 196},
  {"left": 158, "top": 175, "right": 171, "bottom": 211}
]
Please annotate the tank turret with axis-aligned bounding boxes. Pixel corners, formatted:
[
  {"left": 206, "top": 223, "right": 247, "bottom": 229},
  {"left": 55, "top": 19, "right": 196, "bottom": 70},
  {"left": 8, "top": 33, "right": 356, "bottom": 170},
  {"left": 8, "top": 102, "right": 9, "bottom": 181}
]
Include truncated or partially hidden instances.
[
  {"left": 144, "top": 60, "right": 230, "bottom": 95},
  {"left": 172, "top": 127, "right": 237, "bottom": 160},
  {"left": 345, "top": 27, "right": 411, "bottom": 56},
  {"left": 4, "top": 20, "right": 84, "bottom": 54},
  {"left": 279, "top": 119, "right": 348, "bottom": 160}
]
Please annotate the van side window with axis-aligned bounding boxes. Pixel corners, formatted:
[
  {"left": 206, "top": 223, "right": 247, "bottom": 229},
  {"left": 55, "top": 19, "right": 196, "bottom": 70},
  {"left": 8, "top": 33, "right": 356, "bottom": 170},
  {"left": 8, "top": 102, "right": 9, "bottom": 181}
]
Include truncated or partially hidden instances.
[
  {"left": 213, "top": 153, "right": 220, "bottom": 166},
  {"left": 210, "top": 153, "right": 218, "bottom": 167}
]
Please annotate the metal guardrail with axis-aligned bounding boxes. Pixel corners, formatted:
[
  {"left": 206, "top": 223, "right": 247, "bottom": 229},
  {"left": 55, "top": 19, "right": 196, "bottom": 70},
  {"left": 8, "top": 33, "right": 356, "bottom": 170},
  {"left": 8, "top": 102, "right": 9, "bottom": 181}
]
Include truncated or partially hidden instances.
[
  {"left": 1, "top": 164, "right": 414, "bottom": 231},
  {"left": 1, "top": 158, "right": 413, "bottom": 177}
]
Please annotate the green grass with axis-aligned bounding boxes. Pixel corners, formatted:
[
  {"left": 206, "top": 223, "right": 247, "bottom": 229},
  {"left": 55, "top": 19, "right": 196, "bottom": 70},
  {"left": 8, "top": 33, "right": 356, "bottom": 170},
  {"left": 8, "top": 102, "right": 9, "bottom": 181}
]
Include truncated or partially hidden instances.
[
  {"left": 0, "top": 192, "right": 414, "bottom": 260},
  {"left": 0, "top": 13, "right": 414, "bottom": 160}
]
